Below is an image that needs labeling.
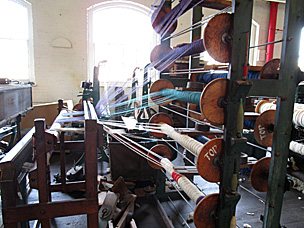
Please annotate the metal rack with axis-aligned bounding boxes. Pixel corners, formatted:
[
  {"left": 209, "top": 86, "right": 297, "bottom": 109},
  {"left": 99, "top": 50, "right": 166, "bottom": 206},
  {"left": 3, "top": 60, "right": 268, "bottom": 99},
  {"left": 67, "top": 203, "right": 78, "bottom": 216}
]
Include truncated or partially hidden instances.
[{"left": 218, "top": 0, "right": 304, "bottom": 227}]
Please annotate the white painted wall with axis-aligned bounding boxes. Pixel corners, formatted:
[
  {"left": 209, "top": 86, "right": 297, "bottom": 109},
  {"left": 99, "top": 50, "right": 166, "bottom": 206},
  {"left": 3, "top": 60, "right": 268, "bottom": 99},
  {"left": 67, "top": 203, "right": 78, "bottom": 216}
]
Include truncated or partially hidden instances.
[
  {"left": 27, "top": 0, "right": 283, "bottom": 104},
  {"left": 28, "top": 0, "right": 156, "bottom": 105}
]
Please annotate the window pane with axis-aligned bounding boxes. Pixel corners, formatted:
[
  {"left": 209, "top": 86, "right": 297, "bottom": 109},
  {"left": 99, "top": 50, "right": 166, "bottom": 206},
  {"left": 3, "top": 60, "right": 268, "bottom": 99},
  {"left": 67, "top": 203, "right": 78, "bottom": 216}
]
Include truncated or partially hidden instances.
[
  {"left": 0, "top": 39, "right": 29, "bottom": 80},
  {"left": 0, "top": 0, "right": 29, "bottom": 39},
  {"left": 299, "top": 27, "right": 304, "bottom": 72},
  {"left": 93, "top": 6, "right": 156, "bottom": 83}
]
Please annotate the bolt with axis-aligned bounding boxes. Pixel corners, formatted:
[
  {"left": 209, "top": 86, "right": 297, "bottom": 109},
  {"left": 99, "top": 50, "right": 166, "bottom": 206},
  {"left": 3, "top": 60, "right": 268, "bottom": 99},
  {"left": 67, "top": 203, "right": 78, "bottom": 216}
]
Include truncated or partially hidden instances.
[
  {"left": 281, "top": 96, "right": 287, "bottom": 101},
  {"left": 287, "top": 37, "right": 293, "bottom": 41},
  {"left": 275, "top": 151, "right": 280, "bottom": 156},
  {"left": 31, "top": 178, "right": 36, "bottom": 182},
  {"left": 47, "top": 140, "right": 52, "bottom": 144},
  {"left": 269, "top": 202, "right": 275, "bottom": 208},
  {"left": 40, "top": 209, "right": 46, "bottom": 214}
]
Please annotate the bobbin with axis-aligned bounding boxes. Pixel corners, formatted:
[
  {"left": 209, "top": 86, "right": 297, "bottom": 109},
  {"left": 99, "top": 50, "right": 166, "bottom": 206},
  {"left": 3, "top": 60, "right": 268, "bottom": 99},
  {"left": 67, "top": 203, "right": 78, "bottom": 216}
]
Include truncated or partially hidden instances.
[
  {"left": 250, "top": 157, "right": 270, "bottom": 192},
  {"left": 150, "top": 44, "right": 174, "bottom": 71},
  {"left": 194, "top": 193, "right": 218, "bottom": 228},
  {"left": 149, "top": 144, "right": 172, "bottom": 169},
  {"left": 255, "top": 100, "right": 274, "bottom": 113},
  {"left": 149, "top": 79, "right": 175, "bottom": 106},
  {"left": 189, "top": 103, "right": 204, "bottom": 121},
  {"left": 150, "top": 78, "right": 227, "bottom": 125},
  {"left": 259, "top": 58, "right": 280, "bottom": 79},
  {"left": 151, "top": 4, "right": 177, "bottom": 35},
  {"left": 254, "top": 110, "right": 276, "bottom": 147},
  {"left": 160, "top": 123, "right": 223, "bottom": 182},
  {"left": 200, "top": 78, "right": 227, "bottom": 125},
  {"left": 204, "top": 13, "right": 232, "bottom": 63},
  {"left": 148, "top": 112, "right": 174, "bottom": 138},
  {"left": 196, "top": 138, "right": 223, "bottom": 183}
]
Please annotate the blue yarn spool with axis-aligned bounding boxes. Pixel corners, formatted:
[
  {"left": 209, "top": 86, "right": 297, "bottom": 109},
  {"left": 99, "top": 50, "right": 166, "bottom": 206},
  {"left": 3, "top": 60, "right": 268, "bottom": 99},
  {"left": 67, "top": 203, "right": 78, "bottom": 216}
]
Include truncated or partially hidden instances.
[
  {"left": 159, "top": 88, "right": 201, "bottom": 105},
  {"left": 194, "top": 135, "right": 210, "bottom": 144}
]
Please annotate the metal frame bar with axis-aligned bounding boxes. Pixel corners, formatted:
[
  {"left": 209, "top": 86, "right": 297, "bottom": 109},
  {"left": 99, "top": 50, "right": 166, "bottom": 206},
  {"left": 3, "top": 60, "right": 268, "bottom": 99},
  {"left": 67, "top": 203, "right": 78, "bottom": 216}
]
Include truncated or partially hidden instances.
[{"left": 263, "top": 1, "right": 304, "bottom": 227}]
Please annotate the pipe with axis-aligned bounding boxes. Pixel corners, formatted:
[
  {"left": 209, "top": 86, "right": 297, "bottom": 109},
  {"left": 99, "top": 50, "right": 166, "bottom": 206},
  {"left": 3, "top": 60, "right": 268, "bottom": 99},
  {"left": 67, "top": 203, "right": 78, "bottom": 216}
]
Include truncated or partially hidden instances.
[{"left": 266, "top": 2, "right": 279, "bottom": 62}]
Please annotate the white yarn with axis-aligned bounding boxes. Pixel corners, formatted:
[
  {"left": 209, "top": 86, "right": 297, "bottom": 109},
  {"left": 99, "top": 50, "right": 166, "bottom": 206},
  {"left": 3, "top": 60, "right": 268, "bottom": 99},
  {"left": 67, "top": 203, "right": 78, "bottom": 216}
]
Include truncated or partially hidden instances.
[
  {"left": 160, "top": 157, "right": 204, "bottom": 204},
  {"left": 289, "top": 141, "right": 304, "bottom": 156},
  {"left": 258, "top": 101, "right": 304, "bottom": 127},
  {"left": 258, "top": 102, "right": 276, "bottom": 113},
  {"left": 177, "top": 175, "right": 204, "bottom": 203},
  {"left": 160, "top": 157, "right": 175, "bottom": 176},
  {"left": 161, "top": 124, "right": 203, "bottom": 156}
]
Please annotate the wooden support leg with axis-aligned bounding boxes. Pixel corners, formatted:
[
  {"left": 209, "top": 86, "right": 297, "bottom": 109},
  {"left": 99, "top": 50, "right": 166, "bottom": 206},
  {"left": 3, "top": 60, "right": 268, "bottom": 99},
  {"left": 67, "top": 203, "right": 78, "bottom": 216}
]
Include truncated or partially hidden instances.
[
  {"left": 34, "top": 119, "right": 51, "bottom": 228},
  {"left": 1, "top": 168, "right": 18, "bottom": 228}
]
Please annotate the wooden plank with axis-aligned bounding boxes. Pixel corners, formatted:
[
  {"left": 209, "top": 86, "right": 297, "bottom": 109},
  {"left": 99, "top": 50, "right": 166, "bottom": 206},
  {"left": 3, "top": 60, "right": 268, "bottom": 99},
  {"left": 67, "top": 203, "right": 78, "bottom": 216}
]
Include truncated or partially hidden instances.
[
  {"left": 54, "top": 140, "right": 84, "bottom": 151},
  {"left": 0, "top": 127, "right": 34, "bottom": 174},
  {"left": 2, "top": 199, "right": 98, "bottom": 223}
]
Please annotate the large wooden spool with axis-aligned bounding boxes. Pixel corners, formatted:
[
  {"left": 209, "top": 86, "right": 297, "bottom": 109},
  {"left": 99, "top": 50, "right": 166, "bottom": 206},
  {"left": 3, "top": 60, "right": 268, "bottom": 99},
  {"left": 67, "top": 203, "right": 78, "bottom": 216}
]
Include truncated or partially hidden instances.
[
  {"left": 149, "top": 79, "right": 175, "bottom": 106},
  {"left": 259, "top": 58, "right": 280, "bottom": 79},
  {"left": 150, "top": 78, "right": 227, "bottom": 125},
  {"left": 194, "top": 193, "right": 218, "bottom": 228},
  {"left": 254, "top": 110, "right": 275, "bottom": 147},
  {"left": 149, "top": 144, "right": 172, "bottom": 169},
  {"left": 152, "top": 4, "right": 177, "bottom": 35},
  {"left": 200, "top": 78, "right": 227, "bottom": 125},
  {"left": 197, "top": 138, "right": 223, "bottom": 183},
  {"left": 250, "top": 157, "right": 270, "bottom": 192},
  {"left": 149, "top": 112, "right": 173, "bottom": 138},
  {"left": 204, "top": 13, "right": 232, "bottom": 63}
]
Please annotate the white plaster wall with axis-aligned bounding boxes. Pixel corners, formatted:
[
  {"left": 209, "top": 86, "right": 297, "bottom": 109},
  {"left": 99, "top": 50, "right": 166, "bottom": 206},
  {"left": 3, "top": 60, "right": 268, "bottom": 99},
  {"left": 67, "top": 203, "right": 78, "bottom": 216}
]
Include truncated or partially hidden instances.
[
  {"left": 28, "top": 0, "right": 156, "bottom": 105},
  {"left": 27, "top": 0, "right": 284, "bottom": 104}
]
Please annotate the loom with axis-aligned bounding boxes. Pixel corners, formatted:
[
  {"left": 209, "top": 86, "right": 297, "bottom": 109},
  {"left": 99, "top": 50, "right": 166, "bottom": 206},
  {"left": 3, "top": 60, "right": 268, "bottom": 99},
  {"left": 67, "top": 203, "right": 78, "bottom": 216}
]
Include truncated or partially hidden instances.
[{"left": 0, "top": 0, "right": 303, "bottom": 228}]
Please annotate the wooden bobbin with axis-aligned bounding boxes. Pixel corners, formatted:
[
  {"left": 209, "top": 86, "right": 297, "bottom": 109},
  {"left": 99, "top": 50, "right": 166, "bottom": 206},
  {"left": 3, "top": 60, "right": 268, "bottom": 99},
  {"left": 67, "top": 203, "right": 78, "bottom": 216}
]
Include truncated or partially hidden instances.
[
  {"left": 254, "top": 110, "right": 276, "bottom": 147},
  {"left": 149, "top": 144, "right": 172, "bottom": 169},
  {"left": 150, "top": 44, "right": 174, "bottom": 71},
  {"left": 189, "top": 104, "right": 204, "bottom": 121},
  {"left": 149, "top": 79, "right": 175, "bottom": 106},
  {"left": 250, "top": 157, "right": 270, "bottom": 192},
  {"left": 259, "top": 58, "right": 280, "bottom": 79},
  {"left": 203, "top": 13, "right": 232, "bottom": 63},
  {"left": 200, "top": 78, "right": 227, "bottom": 125},
  {"left": 255, "top": 100, "right": 272, "bottom": 113},
  {"left": 197, "top": 138, "right": 223, "bottom": 183},
  {"left": 149, "top": 112, "right": 173, "bottom": 138},
  {"left": 194, "top": 193, "right": 218, "bottom": 228},
  {"left": 152, "top": 5, "right": 177, "bottom": 34}
]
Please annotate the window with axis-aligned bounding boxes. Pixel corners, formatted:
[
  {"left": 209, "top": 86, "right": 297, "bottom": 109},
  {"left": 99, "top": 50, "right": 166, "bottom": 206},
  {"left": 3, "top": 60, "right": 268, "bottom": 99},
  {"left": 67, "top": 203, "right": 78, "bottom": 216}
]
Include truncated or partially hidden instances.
[
  {"left": 0, "top": 0, "right": 34, "bottom": 82},
  {"left": 299, "top": 27, "right": 304, "bottom": 72},
  {"left": 88, "top": 1, "right": 158, "bottom": 85}
]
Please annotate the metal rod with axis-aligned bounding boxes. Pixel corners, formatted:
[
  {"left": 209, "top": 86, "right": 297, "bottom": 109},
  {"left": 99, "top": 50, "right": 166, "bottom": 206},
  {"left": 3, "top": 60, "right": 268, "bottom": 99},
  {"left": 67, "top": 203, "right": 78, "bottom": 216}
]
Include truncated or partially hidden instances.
[
  {"left": 239, "top": 185, "right": 265, "bottom": 204},
  {"left": 246, "top": 141, "right": 270, "bottom": 152},
  {"left": 162, "top": 170, "right": 195, "bottom": 211},
  {"left": 167, "top": 196, "right": 192, "bottom": 228},
  {"left": 249, "top": 39, "right": 283, "bottom": 49},
  {"left": 160, "top": 105, "right": 223, "bottom": 130},
  {"left": 162, "top": 138, "right": 197, "bottom": 166}
]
